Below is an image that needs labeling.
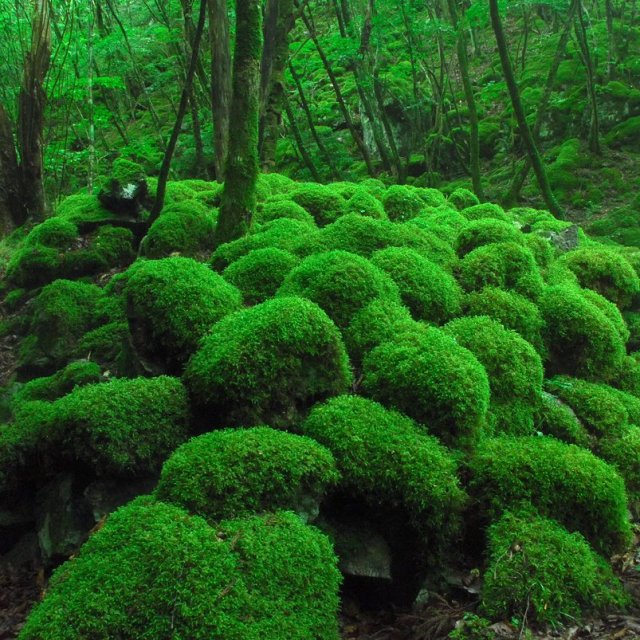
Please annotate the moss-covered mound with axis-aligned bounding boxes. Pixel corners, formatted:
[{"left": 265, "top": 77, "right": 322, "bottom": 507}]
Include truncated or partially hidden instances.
[
  {"left": 290, "top": 183, "right": 346, "bottom": 226},
  {"left": 462, "top": 287, "right": 545, "bottom": 354},
  {"left": 183, "top": 296, "right": 352, "bottom": 428},
  {"left": 140, "top": 201, "right": 217, "bottom": 258},
  {"left": 223, "top": 248, "right": 299, "bottom": 305},
  {"left": 455, "top": 219, "right": 523, "bottom": 257},
  {"left": 482, "top": 510, "right": 628, "bottom": 625},
  {"left": 444, "top": 316, "right": 543, "bottom": 436},
  {"left": 55, "top": 376, "right": 189, "bottom": 477},
  {"left": 123, "top": 257, "right": 242, "bottom": 370},
  {"left": 156, "top": 427, "right": 339, "bottom": 522},
  {"left": 302, "top": 396, "right": 466, "bottom": 547},
  {"left": 382, "top": 185, "right": 425, "bottom": 222},
  {"left": 370, "top": 247, "right": 462, "bottom": 323},
  {"left": 448, "top": 187, "right": 480, "bottom": 211},
  {"left": 362, "top": 328, "right": 490, "bottom": 448},
  {"left": 457, "top": 242, "right": 544, "bottom": 300},
  {"left": 345, "top": 187, "right": 386, "bottom": 219},
  {"left": 20, "top": 499, "right": 341, "bottom": 640},
  {"left": 560, "top": 246, "right": 640, "bottom": 309},
  {"left": 539, "top": 284, "right": 626, "bottom": 381},
  {"left": 256, "top": 199, "right": 316, "bottom": 226},
  {"left": 461, "top": 203, "right": 509, "bottom": 222},
  {"left": 468, "top": 436, "right": 631, "bottom": 555},
  {"left": 536, "top": 392, "right": 592, "bottom": 448},
  {"left": 277, "top": 250, "right": 400, "bottom": 328}
]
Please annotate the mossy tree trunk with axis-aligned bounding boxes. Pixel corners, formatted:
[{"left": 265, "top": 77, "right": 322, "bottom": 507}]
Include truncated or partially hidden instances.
[
  {"left": 149, "top": 0, "right": 208, "bottom": 224},
  {"left": 213, "top": 0, "right": 263, "bottom": 246},
  {"left": 0, "top": 106, "right": 20, "bottom": 235},
  {"left": 489, "top": 0, "right": 564, "bottom": 219},
  {"left": 210, "top": 0, "right": 231, "bottom": 181},
  {"left": 446, "top": 0, "right": 484, "bottom": 201}
]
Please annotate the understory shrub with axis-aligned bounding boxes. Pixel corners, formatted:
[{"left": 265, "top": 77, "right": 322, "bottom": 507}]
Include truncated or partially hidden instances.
[
  {"left": 156, "top": 427, "right": 339, "bottom": 522},
  {"left": 362, "top": 327, "right": 490, "bottom": 448},
  {"left": 183, "top": 296, "right": 352, "bottom": 428}
]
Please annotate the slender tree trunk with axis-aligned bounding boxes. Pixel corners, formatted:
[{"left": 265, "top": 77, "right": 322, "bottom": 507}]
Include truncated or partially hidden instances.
[
  {"left": 284, "top": 94, "right": 322, "bottom": 181},
  {"left": 213, "top": 0, "right": 263, "bottom": 245},
  {"left": 447, "top": 0, "right": 484, "bottom": 200},
  {"left": 149, "top": 0, "right": 208, "bottom": 224},
  {"left": 190, "top": 90, "right": 207, "bottom": 177},
  {"left": 210, "top": 0, "right": 231, "bottom": 181},
  {"left": 505, "top": 0, "right": 578, "bottom": 204},
  {"left": 489, "top": 0, "right": 563, "bottom": 218},
  {"left": 605, "top": 0, "right": 615, "bottom": 79},
  {"left": 18, "top": 0, "right": 51, "bottom": 223}
]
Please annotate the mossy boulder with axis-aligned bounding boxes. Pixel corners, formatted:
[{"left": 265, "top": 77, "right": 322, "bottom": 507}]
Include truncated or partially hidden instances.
[
  {"left": 256, "top": 199, "right": 316, "bottom": 226},
  {"left": 444, "top": 316, "right": 543, "bottom": 436},
  {"left": 55, "top": 376, "right": 189, "bottom": 477},
  {"left": 183, "top": 297, "right": 352, "bottom": 428},
  {"left": 319, "top": 214, "right": 395, "bottom": 257},
  {"left": 362, "top": 328, "right": 490, "bottom": 449},
  {"left": 482, "top": 509, "right": 628, "bottom": 625},
  {"left": 468, "top": 436, "right": 632, "bottom": 555},
  {"left": 598, "top": 425, "right": 640, "bottom": 504},
  {"left": 461, "top": 203, "right": 509, "bottom": 222},
  {"left": 370, "top": 247, "right": 462, "bottom": 323},
  {"left": 345, "top": 188, "right": 387, "bottom": 219},
  {"left": 580, "top": 288, "right": 630, "bottom": 344},
  {"left": 462, "top": 287, "right": 545, "bottom": 354},
  {"left": 536, "top": 392, "right": 592, "bottom": 448},
  {"left": 382, "top": 185, "right": 425, "bottom": 222},
  {"left": 20, "top": 499, "right": 341, "bottom": 640},
  {"left": 558, "top": 247, "right": 640, "bottom": 309},
  {"left": 156, "top": 427, "right": 339, "bottom": 522},
  {"left": 123, "top": 257, "right": 242, "bottom": 371},
  {"left": 539, "top": 284, "right": 626, "bottom": 381},
  {"left": 140, "top": 201, "right": 217, "bottom": 258},
  {"left": 277, "top": 250, "right": 400, "bottom": 329},
  {"left": 448, "top": 187, "right": 480, "bottom": 211},
  {"left": 455, "top": 219, "right": 523, "bottom": 257},
  {"left": 290, "top": 183, "right": 346, "bottom": 226},
  {"left": 223, "top": 248, "right": 300, "bottom": 305},
  {"left": 457, "top": 242, "right": 544, "bottom": 300}
]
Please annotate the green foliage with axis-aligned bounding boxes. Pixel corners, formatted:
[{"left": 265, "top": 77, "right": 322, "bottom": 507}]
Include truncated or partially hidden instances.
[
  {"left": 444, "top": 316, "right": 543, "bottom": 436},
  {"left": 462, "top": 287, "right": 545, "bottom": 354},
  {"left": 371, "top": 247, "right": 462, "bottom": 323},
  {"left": 558, "top": 247, "right": 640, "bottom": 309},
  {"left": 536, "top": 392, "right": 592, "bottom": 448},
  {"left": 156, "top": 427, "right": 339, "bottom": 522},
  {"left": 290, "top": 183, "right": 346, "bottom": 226},
  {"left": 140, "top": 201, "right": 217, "bottom": 259},
  {"left": 362, "top": 327, "right": 490, "bottom": 449},
  {"left": 55, "top": 376, "right": 189, "bottom": 477},
  {"left": 482, "top": 510, "right": 628, "bottom": 625},
  {"left": 302, "top": 395, "right": 466, "bottom": 546},
  {"left": 545, "top": 376, "right": 628, "bottom": 439},
  {"left": 539, "top": 284, "right": 626, "bottom": 381},
  {"left": 256, "top": 199, "right": 316, "bottom": 226},
  {"left": 20, "top": 499, "right": 341, "bottom": 640},
  {"left": 455, "top": 219, "right": 523, "bottom": 257},
  {"left": 457, "top": 242, "right": 544, "bottom": 300},
  {"left": 183, "top": 297, "right": 352, "bottom": 428},
  {"left": 123, "top": 257, "right": 242, "bottom": 369},
  {"left": 223, "top": 248, "right": 300, "bottom": 305},
  {"left": 468, "top": 436, "right": 632, "bottom": 555},
  {"left": 382, "top": 185, "right": 425, "bottom": 222},
  {"left": 277, "top": 250, "right": 400, "bottom": 329},
  {"left": 588, "top": 207, "right": 640, "bottom": 248}
]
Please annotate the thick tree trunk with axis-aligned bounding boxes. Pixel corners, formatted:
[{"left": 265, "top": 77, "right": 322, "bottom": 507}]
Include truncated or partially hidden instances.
[
  {"left": 149, "top": 0, "right": 208, "bottom": 224},
  {"left": 0, "top": 106, "right": 20, "bottom": 235},
  {"left": 210, "top": 0, "right": 231, "bottom": 181},
  {"left": 489, "top": 0, "right": 563, "bottom": 218},
  {"left": 17, "top": 0, "right": 51, "bottom": 224},
  {"left": 213, "top": 0, "right": 263, "bottom": 246}
]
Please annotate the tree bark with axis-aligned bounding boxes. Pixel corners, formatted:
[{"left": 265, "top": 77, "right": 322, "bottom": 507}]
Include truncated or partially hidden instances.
[
  {"left": 213, "top": 0, "right": 263, "bottom": 246},
  {"left": 284, "top": 93, "right": 322, "bottom": 181},
  {"left": 0, "top": 106, "right": 20, "bottom": 235},
  {"left": 489, "top": 0, "right": 563, "bottom": 218},
  {"left": 210, "top": 0, "right": 231, "bottom": 181},
  {"left": 149, "top": 0, "right": 208, "bottom": 224}
]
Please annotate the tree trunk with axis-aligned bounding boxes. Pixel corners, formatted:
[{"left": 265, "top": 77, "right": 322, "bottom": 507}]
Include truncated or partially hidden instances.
[
  {"left": 213, "top": 0, "right": 263, "bottom": 246},
  {"left": 149, "top": 0, "right": 208, "bottom": 224},
  {"left": 210, "top": 0, "right": 231, "bottom": 181},
  {"left": 284, "top": 93, "right": 322, "bottom": 181},
  {"left": 0, "top": 106, "right": 20, "bottom": 235},
  {"left": 17, "top": 0, "right": 51, "bottom": 224},
  {"left": 489, "top": 0, "right": 563, "bottom": 218},
  {"left": 447, "top": 0, "right": 484, "bottom": 200}
]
